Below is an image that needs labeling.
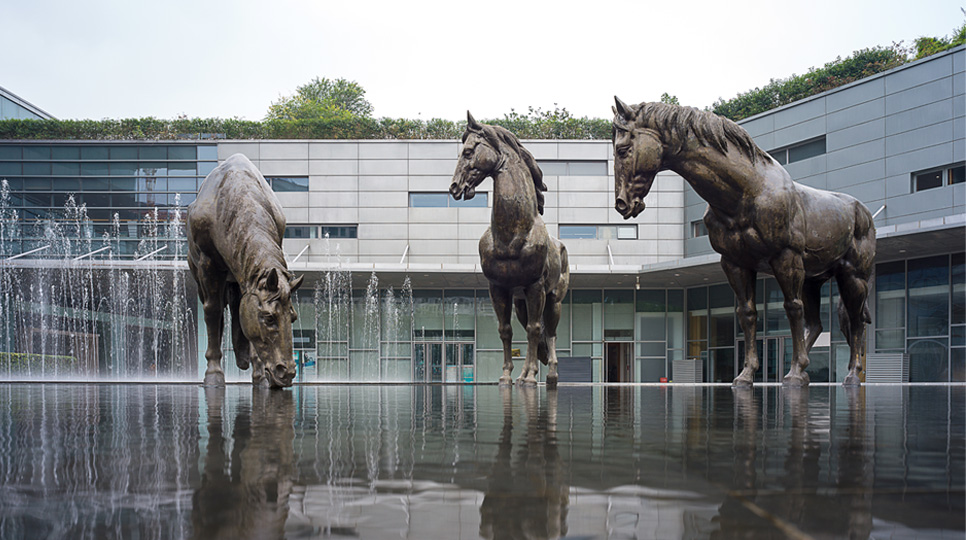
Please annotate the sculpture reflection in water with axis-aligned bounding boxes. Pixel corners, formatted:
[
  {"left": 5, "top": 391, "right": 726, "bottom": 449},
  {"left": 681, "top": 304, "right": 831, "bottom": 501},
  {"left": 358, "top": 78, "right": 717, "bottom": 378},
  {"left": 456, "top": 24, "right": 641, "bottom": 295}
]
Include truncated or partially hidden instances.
[
  {"left": 191, "top": 387, "right": 296, "bottom": 540},
  {"left": 480, "top": 387, "right": 568, "bottom": 540},
  {"left": 612, "top": 99, "right": 876, "bottom": 387},
  {"left": 712, "top": 388, "right": 874, "bottom": 539}
]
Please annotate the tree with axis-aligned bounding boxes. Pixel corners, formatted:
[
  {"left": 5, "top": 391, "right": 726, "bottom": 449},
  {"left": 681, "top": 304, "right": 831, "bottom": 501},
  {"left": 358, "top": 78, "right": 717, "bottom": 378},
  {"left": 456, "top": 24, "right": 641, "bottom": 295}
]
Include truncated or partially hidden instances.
[
  {"left": 660, "top": 93, "right": 680, "bottom": 105},
  {"left": 266, "top": 77, "right": 374, "bottom": 121}
]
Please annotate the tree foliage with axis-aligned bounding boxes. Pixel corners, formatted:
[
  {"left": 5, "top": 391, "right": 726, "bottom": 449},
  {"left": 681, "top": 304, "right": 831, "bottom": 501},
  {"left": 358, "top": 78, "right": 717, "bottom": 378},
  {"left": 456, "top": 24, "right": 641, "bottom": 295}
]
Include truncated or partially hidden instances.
[
  {"left": 266, "top": 77, "right": 374, "bottom": 120},
  {"left": 660, "top": 93, "right": 681, "bottom": 105},
  {"left": 485, "top": 106, "right": 611, "bottom": 139},
  {"left": 913, "top": 20, "right": 966, "bottom": 59},
  {"left": 711, "top": 45, "right": 908, "bottom": 121}
]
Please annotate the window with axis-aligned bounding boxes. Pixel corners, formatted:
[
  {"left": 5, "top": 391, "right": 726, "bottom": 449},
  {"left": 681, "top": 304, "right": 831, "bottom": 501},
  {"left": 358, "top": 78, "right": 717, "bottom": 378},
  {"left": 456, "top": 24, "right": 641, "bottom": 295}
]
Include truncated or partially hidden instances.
[
  {"left": 409, "top": 192, "right": 487, "bottom": 208},
  {"left": 691, "top": 220, "right": 708, "bottom": 238},
  {"left": 321, "top": 225, "right": 357, "bottom": 239},
  {"left": 913, "top": 164, "right": 965, "bottom": 192},
  {"left": 559, "top": 224, "right": 637, "bottom": 240},
  {"left": 537, "top": 160, "right": 608, "bottom": 176},
  {"left": 768, "top": 136, "right": 826, "bottom": 165},
  {"left": 267, "top": 176, "right": 309, "bottom": 192},
  {"left": 284, "top": 226, "right": 318, "bottom": 239}
]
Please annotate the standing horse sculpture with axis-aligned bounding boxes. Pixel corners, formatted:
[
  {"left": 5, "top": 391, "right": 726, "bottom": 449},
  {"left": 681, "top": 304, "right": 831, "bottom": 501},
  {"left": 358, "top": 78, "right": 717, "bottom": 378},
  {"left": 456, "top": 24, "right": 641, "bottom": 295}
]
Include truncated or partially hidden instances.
[
  {"left": 451, "top": 112, "right": 570, "bottom": 386},
  {"left": 188, "top": 153, "right": 303, "bottom": 388},
  {"left": 612, "top": 99, "right": 875, "bottom": 386}
]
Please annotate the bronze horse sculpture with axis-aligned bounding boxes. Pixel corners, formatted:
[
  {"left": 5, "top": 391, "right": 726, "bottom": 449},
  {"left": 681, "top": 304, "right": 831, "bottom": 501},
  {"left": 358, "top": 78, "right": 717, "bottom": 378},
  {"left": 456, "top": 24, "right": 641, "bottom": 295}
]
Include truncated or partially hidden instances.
[
  {"left": 451, "top": 112, "right": 570, "bottom": 386},
  {"left": 612, "top": 99, "right": 875, "bottom": 386},
  {"left": 188, "top": 154, "right": 303, "bottom": 388}
]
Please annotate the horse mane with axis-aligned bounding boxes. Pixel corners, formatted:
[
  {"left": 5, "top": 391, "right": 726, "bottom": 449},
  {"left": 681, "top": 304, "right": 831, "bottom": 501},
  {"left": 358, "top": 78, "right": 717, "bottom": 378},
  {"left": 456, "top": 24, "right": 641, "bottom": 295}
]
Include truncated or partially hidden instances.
[
  {"left": 475, "top": 124, "right": 548, "bottom": 215},
  {"left": 632, "top": 102, "right": 771, "bottom": 164}
]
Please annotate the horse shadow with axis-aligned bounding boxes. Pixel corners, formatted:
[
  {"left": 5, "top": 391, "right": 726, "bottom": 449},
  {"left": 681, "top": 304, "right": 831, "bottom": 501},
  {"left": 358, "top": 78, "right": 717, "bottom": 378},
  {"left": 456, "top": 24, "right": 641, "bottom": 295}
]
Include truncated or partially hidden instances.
[
  {"left": 191, "top": 387, "right": 296, "bottom": 540},
  {"left": 479, "top": 387, "right": 569, "bottom": 540}
]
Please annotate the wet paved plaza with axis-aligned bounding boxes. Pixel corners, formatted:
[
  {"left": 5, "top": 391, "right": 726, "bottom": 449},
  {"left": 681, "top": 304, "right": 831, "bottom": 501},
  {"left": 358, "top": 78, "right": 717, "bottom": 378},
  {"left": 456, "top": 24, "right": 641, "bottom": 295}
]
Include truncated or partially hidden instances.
[{"left": 0, "top": 383, "right": 962, "bottom": 539}]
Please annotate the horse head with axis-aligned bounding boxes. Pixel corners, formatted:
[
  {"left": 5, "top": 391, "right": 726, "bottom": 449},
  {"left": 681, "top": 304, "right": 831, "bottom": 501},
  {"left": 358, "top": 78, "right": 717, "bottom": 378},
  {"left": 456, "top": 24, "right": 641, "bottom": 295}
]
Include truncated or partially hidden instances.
[
  {"left": 239, "top": 267, "right": 303, "bottom": 388},
  {"left": 451, "top": 111, "right": 504, "bottom": 202},
  {"left": 612, "top": 96, "right": 666, "bottom": 219}
]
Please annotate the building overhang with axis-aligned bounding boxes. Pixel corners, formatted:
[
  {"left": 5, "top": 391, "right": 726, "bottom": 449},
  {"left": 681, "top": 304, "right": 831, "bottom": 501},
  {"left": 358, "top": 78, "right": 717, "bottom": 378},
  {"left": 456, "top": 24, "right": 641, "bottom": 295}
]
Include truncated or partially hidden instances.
[{"left": 6, "top": 215, "right": 962, "bottom": 290}]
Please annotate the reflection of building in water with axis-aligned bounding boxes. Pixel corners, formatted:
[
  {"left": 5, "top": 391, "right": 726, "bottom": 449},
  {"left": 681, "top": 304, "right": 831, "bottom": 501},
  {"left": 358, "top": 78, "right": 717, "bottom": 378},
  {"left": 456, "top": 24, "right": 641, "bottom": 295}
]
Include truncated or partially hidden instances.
[{"left": 0, "top": 385, "right": 960, "bottom": 538}]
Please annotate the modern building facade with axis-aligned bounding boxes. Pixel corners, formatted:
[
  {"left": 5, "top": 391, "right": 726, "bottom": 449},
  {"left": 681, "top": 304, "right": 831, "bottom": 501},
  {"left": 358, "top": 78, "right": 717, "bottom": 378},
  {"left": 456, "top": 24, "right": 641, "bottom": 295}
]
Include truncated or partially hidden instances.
[{"left": 0, "top": 46, "right": 962, "bottom": 383}]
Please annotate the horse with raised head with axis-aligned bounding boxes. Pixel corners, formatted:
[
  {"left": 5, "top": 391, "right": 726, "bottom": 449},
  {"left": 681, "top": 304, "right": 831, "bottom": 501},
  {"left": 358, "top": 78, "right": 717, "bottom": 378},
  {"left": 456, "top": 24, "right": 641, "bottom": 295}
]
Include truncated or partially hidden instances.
[
  {"left": 451, "top": 112, "right": 570, "bottom": 386},
  {"left": 612, "top": 98, "right": 875, "bottom": 386},
  {"left": 187, "top": 153, "right": 303, "bottom": 389}
]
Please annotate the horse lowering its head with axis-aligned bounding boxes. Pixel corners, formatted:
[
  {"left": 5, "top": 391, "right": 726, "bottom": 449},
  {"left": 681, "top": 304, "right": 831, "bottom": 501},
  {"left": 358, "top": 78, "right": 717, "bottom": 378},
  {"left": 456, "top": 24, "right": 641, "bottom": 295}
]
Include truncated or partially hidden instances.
[
  {"left": 611, "top": 97, "right": 770, "bottom": 219},
  {"left": 188, "top": 153, "right": 304, "bottom": 389},
  {"left": 451, "top": 111, "right": 546, "bottom": 215},
  {"left": 239, "top": 267, "right": 303, "bottom": 387}
]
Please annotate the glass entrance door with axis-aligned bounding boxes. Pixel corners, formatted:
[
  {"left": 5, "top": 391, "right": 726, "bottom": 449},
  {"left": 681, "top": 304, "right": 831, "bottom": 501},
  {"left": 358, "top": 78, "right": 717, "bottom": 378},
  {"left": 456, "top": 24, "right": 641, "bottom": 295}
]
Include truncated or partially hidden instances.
[
  {"left": 444, "top": 343, "right": 475, "bottom": 382},
  {"left": 414, "top": 342, "right": 443, "bottom": 382},
  {"left": 738, "top": 337, "right": 785, "bottom": 382}
]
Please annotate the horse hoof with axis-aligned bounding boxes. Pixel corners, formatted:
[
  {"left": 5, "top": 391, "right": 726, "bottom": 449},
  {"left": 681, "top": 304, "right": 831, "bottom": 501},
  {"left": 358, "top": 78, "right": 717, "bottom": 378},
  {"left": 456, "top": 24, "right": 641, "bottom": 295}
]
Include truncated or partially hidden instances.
[
  {"left": 516, "top": 376, "right": 537, "bottom": 387},
  {"left": 499, "top": 376, "right": 513, "bottom": 386},
  {"left": 203, "top": 371, "right": 225, "bottom": 387},
  {"left": 782, "top": 373, "right": 809, "bottom": 387},
  {"left": 545, "top": 374, "right": 558, "bottom": 388},
  {"left": 732, "top": 376, "right": 754, "bottom": 387},
  {"left": 253, "top": 376, "right": 270, "bottom": 389},
  {"left": 843, "top": 373, "right": 861, "bottom": 387}
]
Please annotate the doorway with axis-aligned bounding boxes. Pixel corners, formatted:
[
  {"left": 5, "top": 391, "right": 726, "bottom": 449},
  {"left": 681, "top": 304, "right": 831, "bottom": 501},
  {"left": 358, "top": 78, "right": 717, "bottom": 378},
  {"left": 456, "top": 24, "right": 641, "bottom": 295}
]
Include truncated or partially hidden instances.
[
  {"left": 605, "top": 342, "right": 633, "bottom": 383},
  {"left": 413, "top": 342, "right": 443, "bottom": 382},
  {"left": 444, "top": 343, "right": 475, "bottom": 382}
]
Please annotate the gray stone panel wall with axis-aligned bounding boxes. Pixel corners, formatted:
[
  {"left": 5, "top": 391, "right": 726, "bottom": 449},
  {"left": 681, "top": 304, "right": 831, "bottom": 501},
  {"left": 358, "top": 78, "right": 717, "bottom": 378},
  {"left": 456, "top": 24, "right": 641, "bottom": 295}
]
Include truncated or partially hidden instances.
[
  {"left": 685, "top": 46, "right": 965, "bottom": 258},
  {"left": 215, "top": 140, "right": 685, "bottom": 267}
]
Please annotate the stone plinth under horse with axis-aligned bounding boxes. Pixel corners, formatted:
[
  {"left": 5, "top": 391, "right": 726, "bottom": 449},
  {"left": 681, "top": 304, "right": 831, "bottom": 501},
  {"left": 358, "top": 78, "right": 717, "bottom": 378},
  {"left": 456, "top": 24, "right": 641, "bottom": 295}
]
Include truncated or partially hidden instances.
[
  {"left": 451, "top": 113, "right": 570, "bottom": 386},
  {"left": 187, "top": 154, "right": 303, "bottom": 389},
  {"left": 612, "top": 98, "right": 875, "bottom": 386}
]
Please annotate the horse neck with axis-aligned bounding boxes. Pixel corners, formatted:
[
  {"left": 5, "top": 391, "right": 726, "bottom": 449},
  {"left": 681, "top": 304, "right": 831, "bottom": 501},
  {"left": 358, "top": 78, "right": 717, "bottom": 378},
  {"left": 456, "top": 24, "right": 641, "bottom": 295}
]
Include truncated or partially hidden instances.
[
  {"left": 667, "top": 145, "right": 760, "bottom": 212},
  {"left": 231, "top": 221, "right": 287, "bottom": 286},
  {"left": 490, "top": 158, "right": 538, "bottom": 242}
]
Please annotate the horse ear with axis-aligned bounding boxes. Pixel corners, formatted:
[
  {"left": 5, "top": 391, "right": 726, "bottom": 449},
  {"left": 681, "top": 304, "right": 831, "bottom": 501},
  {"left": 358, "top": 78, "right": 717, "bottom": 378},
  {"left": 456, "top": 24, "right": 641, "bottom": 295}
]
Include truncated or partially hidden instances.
[
  {"left": 265, "top": 268, "right": 279, "bottom": 292},
  {"left": 614, "top": 96, "right": 634, "bottom": 120},
  {"left": 467, "top": 111, "right": 482, "bottom": 131},
  {"left": 289, "top": 274, "right": 304, "bottom": 292}
]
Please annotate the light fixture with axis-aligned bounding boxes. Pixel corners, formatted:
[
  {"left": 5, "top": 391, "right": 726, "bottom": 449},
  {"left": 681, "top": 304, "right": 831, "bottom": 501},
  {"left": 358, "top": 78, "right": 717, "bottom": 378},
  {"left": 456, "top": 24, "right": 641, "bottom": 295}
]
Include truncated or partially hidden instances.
[{"left": 635, "top": 276, "right": 640, "bottom": 290}]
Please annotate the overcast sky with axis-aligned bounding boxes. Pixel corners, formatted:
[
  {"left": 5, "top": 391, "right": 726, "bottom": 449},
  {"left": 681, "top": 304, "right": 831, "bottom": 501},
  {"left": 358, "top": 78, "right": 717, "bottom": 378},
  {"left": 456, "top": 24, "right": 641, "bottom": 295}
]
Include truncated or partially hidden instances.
[{"left": 2, "top": 0, "right": 962, "bottom": 122}]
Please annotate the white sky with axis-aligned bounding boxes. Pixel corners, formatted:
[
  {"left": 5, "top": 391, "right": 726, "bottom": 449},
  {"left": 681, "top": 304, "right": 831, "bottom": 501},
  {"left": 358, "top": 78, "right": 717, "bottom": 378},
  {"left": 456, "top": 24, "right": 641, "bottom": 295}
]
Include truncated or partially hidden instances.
[{"left": 2, "top": 0, "right": 962, "bottom": 121}]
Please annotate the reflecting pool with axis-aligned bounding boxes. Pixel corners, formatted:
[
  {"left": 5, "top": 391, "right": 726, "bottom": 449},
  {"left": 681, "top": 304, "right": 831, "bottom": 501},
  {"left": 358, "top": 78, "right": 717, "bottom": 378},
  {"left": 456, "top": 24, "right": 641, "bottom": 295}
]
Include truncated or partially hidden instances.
[{"left": 0, "top": 383, "right": 962, "bottom": 539}]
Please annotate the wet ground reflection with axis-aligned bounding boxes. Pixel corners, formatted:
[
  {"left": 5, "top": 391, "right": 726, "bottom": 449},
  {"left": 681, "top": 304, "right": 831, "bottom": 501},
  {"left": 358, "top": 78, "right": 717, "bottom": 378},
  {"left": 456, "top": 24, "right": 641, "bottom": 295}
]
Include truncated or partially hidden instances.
[{"left": 0, "top": 383, "right": 962, "bottom": 539}]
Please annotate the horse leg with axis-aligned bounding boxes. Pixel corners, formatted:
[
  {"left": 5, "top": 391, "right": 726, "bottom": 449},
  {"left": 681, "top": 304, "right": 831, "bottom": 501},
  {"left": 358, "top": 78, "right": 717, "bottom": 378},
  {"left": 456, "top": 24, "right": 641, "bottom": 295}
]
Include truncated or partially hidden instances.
[
  {"left": 543, "top": 293, "right": 562, "bottom": 388},
  {"left": 489, "top": 284, "right": 514, "bottom": 386},
  {"left": 190, "top": 255, "right": 227, "bottom": 387},
  {"left": 226, "top": 282, "right": 252, "bottom": 371},
  {"left": 802, "top": 278, "right": 825, "bottom": 355},
  {"left": 227, "top": 282, "right": 265, "bottom": 387},
  {"left": 836, "top": 270, "right": 871, "bottom": 386},
  {"left": 770, "top": 249, "right": 809, "bottom": 387},
  {"left": 723, "top": 259, "right": 759, "bottom": 386},
  {"left": 518, "top": 284, "right": 547, "bottom": 387}
]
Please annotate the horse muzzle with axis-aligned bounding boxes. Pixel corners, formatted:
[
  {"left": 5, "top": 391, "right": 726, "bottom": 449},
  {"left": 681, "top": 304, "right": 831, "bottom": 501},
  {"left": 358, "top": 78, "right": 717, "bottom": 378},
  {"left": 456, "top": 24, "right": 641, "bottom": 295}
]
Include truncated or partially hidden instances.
[
  {"left": 267, "top": 359, "right": 296, "bottom": 388},
  {"left": 615, "top": 198, "right": 645, "bottom": 219}
]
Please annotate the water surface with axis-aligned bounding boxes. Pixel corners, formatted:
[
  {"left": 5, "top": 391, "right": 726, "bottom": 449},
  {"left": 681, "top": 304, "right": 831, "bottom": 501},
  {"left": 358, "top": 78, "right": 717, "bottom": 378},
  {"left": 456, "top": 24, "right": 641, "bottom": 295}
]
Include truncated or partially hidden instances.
[{"left": 0, "top": 384, "right": 962, "bottom": 539}]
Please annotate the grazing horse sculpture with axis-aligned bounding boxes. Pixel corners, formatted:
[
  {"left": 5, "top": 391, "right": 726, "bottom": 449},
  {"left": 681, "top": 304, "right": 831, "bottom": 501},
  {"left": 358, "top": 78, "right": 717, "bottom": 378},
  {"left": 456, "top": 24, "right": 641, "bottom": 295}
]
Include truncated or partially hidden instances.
[
  {"left": 451, "top": 112, "right": 570, "bottom": 386},
  {"left": 611, "top": 98, "right": 875, "bottom": 386},
  {"left": 188, "top": 154, "right": 302, "bottom": 388}
]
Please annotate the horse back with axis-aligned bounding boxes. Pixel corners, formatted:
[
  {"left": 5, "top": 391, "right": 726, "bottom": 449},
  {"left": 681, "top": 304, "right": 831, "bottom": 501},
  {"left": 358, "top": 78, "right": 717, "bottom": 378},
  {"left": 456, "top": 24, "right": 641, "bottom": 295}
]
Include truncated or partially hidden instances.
[{"left": 187, "top": 154, "right": 287, "bottom": 278}]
